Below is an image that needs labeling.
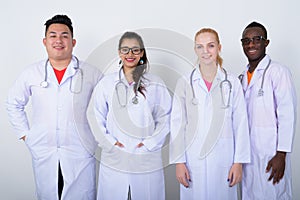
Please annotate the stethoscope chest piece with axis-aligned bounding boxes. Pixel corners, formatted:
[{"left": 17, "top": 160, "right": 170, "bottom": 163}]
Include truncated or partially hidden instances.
[
  {"left": 132, "top": 96, "right": 139, "bottom": 104},
  {"left": 192, "top": 98, "right": 198, "bottom": 105},
  {"left": 40, "top": 81, "right": 48, "bottom": 88}
]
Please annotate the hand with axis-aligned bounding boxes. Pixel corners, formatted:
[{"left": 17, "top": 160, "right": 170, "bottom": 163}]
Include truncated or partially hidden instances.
[
  {"left": 20, "top": 136, "right": 26, "bottom": 141},
  {"left": 176, "top": 163, "right": 191, "bottom": 188},
  {"left": 266, "top": 151, "right": 286, "bottom": 184},
  {"left": 228, "top": 163, "right": 242, "bottom": 187},
  {"left": 137, "top": 142, "right": 144, "bottom": 148},
  {"left": 114, "top": 141, "right": 124, "bottom": 148}
]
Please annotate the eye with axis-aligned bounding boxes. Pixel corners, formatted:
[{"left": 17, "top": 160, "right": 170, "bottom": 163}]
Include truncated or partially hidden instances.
[
  {"left": 132, "top": 48, "right": 141, "bottom": 55},
  {"left": 120, "top": 47, "right": 129, "bottom": 54},
  {"left": 195, "top": 45, "right": 202, "bottom": 49}
]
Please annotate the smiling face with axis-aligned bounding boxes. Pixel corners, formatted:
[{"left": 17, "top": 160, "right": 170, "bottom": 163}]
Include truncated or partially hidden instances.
[
  {"left": 43, "top": 23, "right": 76, "bottom": 63},
  {"left": 241, "top": 27, "right": 269, "bottom": 64},
  {"left": 194, "top": 32, "right": 221, "bottom": 66},
  {"left": 118, "top": 38, "right": 144, "bottom": 70}
]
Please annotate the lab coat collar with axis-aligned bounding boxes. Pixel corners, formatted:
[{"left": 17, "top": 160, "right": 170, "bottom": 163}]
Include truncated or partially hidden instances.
[
  {"left": 46, "top": 55, "right": 79, "bottom": 85},
  {"left": 247, "top": 54, "right": 271, "bottom": 89},
  {"left": 192, "top": 65, "right": 223, "bottom": 92},
  {"left": 115, "top": 67, "right": 136, "bottom": 87}
]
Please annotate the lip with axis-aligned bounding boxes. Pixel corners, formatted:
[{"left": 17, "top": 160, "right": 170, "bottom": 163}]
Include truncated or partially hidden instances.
[
  {"left": 125, "top": 58, "right": 135, "bottom": 62},
  {"left": 53, "top": 46, "right": 64, "bottom": 50},
  {"left": 247, "top": 49, "right": 257, "bottom": 55}
]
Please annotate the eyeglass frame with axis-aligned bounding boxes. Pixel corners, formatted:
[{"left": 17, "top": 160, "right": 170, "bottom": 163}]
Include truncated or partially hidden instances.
[
  {"left": 119, "top": 47, "right": 143, "bottom": 55},
  {"left": 240, "top": 35, "right": 267, "bottom": 46}
]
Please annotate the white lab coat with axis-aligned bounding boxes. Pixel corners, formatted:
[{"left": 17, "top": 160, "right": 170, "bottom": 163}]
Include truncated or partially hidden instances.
[
  {"left": 240, "top": 55, "right": 297, "bottom": 200},
  {"left": 94, "top": 70, "right": 171, "bottom": 200},
  {"left": 6, "top": 56, "right": 102, "bottom": 200},
  {"left": 170, "top": 67, "right": 250, "bottom": 200}
]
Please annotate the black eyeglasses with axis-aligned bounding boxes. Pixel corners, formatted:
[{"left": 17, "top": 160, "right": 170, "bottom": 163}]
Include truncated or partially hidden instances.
[
  {"left": 241, "top": 36, "right": 266, "bottom": 46},
  {"left": 119, "top": 47, "right": 142, "bottom": 55}
]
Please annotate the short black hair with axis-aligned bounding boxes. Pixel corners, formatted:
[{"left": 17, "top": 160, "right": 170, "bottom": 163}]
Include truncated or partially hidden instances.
[
  {"left": 44, "top": 14, "right": 73, "bottom": 37},
  {"left": 244, "top": 21, "right": 267, "bottom": 39}
]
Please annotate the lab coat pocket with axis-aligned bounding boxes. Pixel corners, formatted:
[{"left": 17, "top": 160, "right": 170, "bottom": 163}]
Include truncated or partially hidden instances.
[
  {"left": 253, "top": 96, "right": 275, "bottom": 127},
  {"left": 24, "top": 125, "right": 49, "bottom": 160},
  {"left": 251, "top": 127, "right": 277, "bottom": 156}
]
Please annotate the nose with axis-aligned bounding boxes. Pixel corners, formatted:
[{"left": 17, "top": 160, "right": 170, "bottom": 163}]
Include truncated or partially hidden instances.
[
  {"left": 247, "top": 40, "right": 255, "bottom": 47},
  {"left": 55, "top": 36, "right": 63, "bottom": 43}
]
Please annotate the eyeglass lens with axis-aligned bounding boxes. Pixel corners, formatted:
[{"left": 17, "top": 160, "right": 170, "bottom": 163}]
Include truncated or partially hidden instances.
[
  {"left": 120, "top": 47, "right": 141, "bottom": 55},
  {"left": 241, "top": 36, "right": 266, "bottom": 45}
]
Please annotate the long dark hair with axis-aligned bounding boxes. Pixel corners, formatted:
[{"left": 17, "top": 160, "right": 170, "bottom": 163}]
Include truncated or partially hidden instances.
[{"left": 118, "top": 31, "right": 149, "bottom": 97}]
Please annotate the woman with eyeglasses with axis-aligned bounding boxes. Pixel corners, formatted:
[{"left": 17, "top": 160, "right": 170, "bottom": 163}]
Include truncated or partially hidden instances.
[
  {"left": 170, "top": 28, "right": 251, "bottom": 200},
  {"left": 94, "top": 31, "right": 171, "bottom": 200}
]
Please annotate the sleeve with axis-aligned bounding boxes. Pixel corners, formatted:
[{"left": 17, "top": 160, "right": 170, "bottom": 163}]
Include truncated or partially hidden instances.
[
  {"left": 93, "top": 79, "right": 117, "bottom": 152},
  {"left": 6, "top": 70, "right": 32, "bottom": 139},
  {"left": 169, "top": 77, "right": 188, "bottom": 164},
  {"left": 231, "top": 77, "right": 251, "bottom": 163},
  {"left": 142, "top": 79, "right": 172, "bottom": 151},
  {"left": 273, "top": 66, "right": 297, "bottom": 152}
]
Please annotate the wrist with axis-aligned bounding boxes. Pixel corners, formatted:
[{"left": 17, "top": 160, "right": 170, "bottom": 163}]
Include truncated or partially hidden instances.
[{"left": 277, "top": 151, "right": 286, "bottom": 158}]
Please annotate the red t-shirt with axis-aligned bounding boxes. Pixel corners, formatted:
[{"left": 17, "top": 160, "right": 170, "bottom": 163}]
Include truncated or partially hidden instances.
[{"left": 53, "top": 67, "right": 67, "bottom": 84}]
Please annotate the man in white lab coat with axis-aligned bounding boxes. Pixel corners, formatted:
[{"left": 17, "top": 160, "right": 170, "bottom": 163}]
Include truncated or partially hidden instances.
[
  {"left": 6, "top": 15, "right": 102, "bottom": 200},
  {"left": 240, "top": 21, "right": 297, "bottom": 200}
]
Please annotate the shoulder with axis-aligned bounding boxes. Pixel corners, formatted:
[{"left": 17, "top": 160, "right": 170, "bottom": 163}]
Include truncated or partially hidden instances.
[
  {"left": 98, "top": 72, "right": 118, "bottom": 85},
  {"left": 269, "top": 60, "right": 292, "bottom": 75},
  {"left": 17, "top": 60, "right": 44, "bottom": 77}
]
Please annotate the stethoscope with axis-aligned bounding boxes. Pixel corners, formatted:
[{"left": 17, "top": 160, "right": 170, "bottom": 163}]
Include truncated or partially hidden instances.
[
  {"left": 115, "top": 67, "right": 140, "bottom": 107},
  {"left": 238, "top": 59, "right": 271, "bottom": 97},
  {"left": 40, "top": 56, "right": 83, "bottom": 93},
  {"left": 190, "top": 67, "right": 232, "bottom": 108}
]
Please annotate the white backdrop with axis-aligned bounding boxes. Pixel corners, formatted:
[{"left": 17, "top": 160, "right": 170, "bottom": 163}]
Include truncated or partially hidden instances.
[{"left": 1, "top": 0, "right": 299, "bottom": 199}]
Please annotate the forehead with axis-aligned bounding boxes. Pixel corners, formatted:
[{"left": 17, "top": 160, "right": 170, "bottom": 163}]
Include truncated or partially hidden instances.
[
  {"left": 120, "top": 38, "right": 140, "bottom": 47},
  {"left": 47, "top": 23, "right": 71, "bottom": 34},
  {"left": 243, "top": 27, "right": 264, "bottom": 37},
  {"left": 195, "top": 32, "right": 217, "bottom": 43}
]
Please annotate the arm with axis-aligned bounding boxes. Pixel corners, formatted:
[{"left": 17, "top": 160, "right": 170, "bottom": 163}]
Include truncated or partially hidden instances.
[
  {"left": 266, "top": 66, "right": 297, "bottom": 184},
  {"left": 6, "top": 70, "right": 31, "bottom": 140},
  {"left": 142, "top": 80, "right": 172, "bottom": 151},
  {"left": 93, "top": 81, "right": 118, "bottom": 151},
  {"left": 231, "top": 77, "right": 251, "bottom": 164},
  {"left": 169, "top": 78, "right": 188, "bottom": 164}
]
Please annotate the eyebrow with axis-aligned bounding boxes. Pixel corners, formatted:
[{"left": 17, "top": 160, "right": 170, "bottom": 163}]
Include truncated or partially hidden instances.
[
  {"left": 120, "top": 46, "right": 140, "bottom": 48},
  {"left": 48, "top": 31, "right": 70, "bottom": 35},
  {"left": 195, "top": 41, "right": 216, "bottom": 45}
]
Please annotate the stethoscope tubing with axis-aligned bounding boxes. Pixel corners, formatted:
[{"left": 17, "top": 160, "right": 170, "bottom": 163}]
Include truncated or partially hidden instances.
[
  {"left": 190, "top": 67, "right": 232, "bottom": 107},
  {"left": 40, "top": 56, "right": 82, "bottom": 93}
]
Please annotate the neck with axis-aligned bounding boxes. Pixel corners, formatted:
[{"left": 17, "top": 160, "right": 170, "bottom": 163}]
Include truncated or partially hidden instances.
[
  {"left": 199, "top": 63, "right": 217, "bottom": 82},
  {"left": 248, "top": 54, "right": 266, "bottom": 73},
  {"left": 123, "top": 66, "right": 135, "bottom": 83},
  {"left": 49, "top": 58, "right": 72, "bottom": 70}
]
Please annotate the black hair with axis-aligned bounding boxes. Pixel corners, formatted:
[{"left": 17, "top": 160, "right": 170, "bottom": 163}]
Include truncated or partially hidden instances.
[
  {"left": 44, "top": 15, "right": 73, "bottom": 37},
  {"left": 118, "top": 31, "right": 149, "bottom": 97},
  {"left": 244, "top": 21, "right": 268, "bottom": 39}
]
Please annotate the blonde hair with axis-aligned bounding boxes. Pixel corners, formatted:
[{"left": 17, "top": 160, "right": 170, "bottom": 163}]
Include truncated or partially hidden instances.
[{"left": 194, "top": 28, "right": 223, "bottom": 67}]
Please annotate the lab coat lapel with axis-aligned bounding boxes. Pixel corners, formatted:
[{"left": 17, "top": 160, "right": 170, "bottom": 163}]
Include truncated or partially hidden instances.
[
  {"left": 246, "top": 55, "right": 271, "bottom": 91},
  {"left": 60, "top": 57, "right": 78, "bottom": 85}
]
